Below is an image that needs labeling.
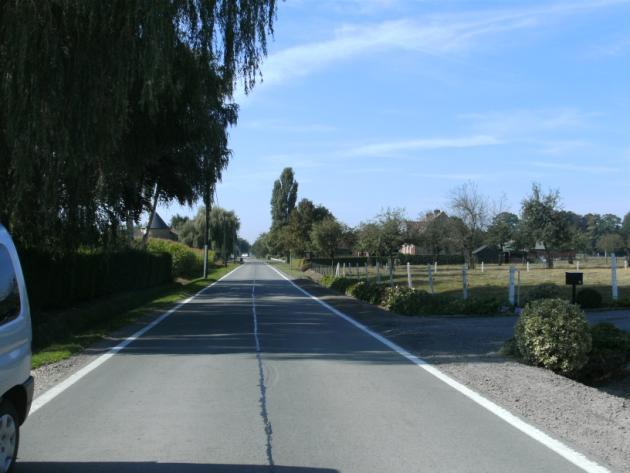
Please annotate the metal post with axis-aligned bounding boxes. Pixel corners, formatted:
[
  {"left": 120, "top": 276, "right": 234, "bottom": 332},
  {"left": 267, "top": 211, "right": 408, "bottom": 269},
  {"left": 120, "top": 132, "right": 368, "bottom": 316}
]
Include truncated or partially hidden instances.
[
  {"left": 462, "top": 265, "right": 468, "bottom": 300},
  {"left": 428, "top": 264, "right": 434, "bottom": 294},
  {"left": 407, "top": 262, "right": 412, "bottom": 288},
  {"left": 612, "top": 253, "right": 619, "bottom": 301},
  {"left": 389, "top": 257, "right": 394, "bottom": 287},
  {"left": 508, "top": 266, "right": 516, "bottom": 305}
]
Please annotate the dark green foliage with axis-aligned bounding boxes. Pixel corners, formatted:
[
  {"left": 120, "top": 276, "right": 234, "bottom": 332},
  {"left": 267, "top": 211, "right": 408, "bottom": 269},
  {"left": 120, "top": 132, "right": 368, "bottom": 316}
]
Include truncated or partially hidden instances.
[
  {"left": 348, "top": 281, "right": 387, "bottom": 305},
  {"left": 515, "top": 299, "right": 591, "bottom": 375},
  {"left": 576, "top": 288, "right": 603, "bottom": 309},
  {"left": 379, "top": 286, "right": 501, "bottom": 316},
  {"left": 146, "top": 239, "right": 204, "bottom": 279},
  {"left": 319, "top": 276, "right": 356, "bottom": 294},
  {"left": 577, "top": 323, "right": 630, "bottom": 383},
  {"left": 20, "top": 248, "right": 172, "bottom": 311},
  {"left": 0, "top": 1, "right": 275, "bottom": 251},
  {"left": 525, "top": 283, "right": 563, "bottom": 303}
]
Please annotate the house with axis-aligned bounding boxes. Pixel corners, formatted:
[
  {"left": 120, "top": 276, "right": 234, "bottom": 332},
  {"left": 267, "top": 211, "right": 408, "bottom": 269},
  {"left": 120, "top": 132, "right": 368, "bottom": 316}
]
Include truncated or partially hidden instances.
[{"left": 138, "top": 213, "right": 178, "bottom": 241}]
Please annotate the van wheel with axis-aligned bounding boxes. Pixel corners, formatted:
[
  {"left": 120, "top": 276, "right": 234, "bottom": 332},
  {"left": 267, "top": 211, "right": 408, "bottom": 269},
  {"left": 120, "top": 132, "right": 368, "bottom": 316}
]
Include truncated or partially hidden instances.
[{"left": 0, "top": 401, "right": 18, "bottom": 473}]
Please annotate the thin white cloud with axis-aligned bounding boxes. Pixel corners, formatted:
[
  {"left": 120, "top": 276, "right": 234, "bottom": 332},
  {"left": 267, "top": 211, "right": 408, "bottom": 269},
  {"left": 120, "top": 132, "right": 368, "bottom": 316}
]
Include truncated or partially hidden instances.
[
  {"left": 461, "top": 108, "right": 596, "bottom": 138},
  {"left": 342, "top": 135, "right": 502, "bottom": 158},
  {"left": 258, "top": 0, "right": 629, "bottom": 88},
  {"left": 530, "top": 161, "right": 619, "bottom": 173},
  {"left": 241, "top": 119, "right": 337, "bottom": 133}
]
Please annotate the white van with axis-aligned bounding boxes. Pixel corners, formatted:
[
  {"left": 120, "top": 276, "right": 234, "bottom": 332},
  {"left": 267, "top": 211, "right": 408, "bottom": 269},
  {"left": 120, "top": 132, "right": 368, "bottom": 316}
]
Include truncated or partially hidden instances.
[{"left": 0, "top": 224, "right": 34, "bottom": 472}]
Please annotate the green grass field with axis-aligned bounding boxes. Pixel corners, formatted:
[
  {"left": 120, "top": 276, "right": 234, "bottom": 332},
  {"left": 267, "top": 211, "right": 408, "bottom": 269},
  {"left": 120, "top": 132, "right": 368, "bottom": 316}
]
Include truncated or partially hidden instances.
[
  {"left": 32, "top": 263, "right": 237, "bottom": 369},
  {"left": 311, "top": 257, "right": 630, "bottom": 305}
]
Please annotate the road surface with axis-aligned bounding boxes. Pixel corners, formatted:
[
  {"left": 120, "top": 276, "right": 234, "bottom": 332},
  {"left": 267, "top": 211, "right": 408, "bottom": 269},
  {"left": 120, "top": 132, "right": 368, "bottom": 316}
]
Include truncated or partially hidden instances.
[{"left": 19, "top": 261, "right": 609, "bottom": 472}]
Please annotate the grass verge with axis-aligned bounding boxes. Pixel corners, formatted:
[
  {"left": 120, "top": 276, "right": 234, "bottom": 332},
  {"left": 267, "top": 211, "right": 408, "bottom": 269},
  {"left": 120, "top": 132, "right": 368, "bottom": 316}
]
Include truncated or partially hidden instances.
[{"left": 31, "top": 263, "right": 237, "bottom": 369}]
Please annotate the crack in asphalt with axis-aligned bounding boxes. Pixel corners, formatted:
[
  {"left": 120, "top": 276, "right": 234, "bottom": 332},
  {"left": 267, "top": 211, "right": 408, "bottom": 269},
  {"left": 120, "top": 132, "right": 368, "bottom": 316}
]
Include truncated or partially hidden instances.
[{"left": 252, "top": 268, "right": 275, "bottom": 471}]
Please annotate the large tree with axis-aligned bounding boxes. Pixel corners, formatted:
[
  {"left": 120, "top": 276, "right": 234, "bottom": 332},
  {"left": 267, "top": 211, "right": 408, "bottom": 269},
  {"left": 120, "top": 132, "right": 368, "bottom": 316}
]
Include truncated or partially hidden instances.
[
  {"left": 270, "top": 167, "right": 298, "bottom": 230},
  {"left": 310, "top": 218, "right": 344, "bottom": 260},
  {"left": 0, "top": 1, "right": 276, "bottom": 251},
  {"left": 486, "top": 212, "right": 519, "bottom": 264},
  {"left": 520, "top": 184, "right": 571, "bottom": 269},
  {"left": 449, "top": 182, "right": 490, "bottom": 268}
]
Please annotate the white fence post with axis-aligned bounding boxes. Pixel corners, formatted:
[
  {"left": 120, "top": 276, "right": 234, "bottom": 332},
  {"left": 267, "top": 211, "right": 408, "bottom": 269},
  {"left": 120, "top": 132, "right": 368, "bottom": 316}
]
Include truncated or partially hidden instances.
[
  {"left": 428, "top": 264, "right": 434, "bottom": 294},
  {"left": 576, "top": 261, "right": 580, "bottom": 271},
  {"left": 612, "top": 253, "right": 619, "bottom": 301},
  {"left": 389, "top": 258, "right": 394, "bottom": 287},
  {"left": 462, "top": 265, "right": 468, "bottom": 300},
  {"left": 335, "top": 262, "right": 340, "bottom": 277},
  {"left": 434, "top": 261, "right": 438, "bottom": 274},
  {"left": 407, "top": 262, "right": 412, "bottom": 288},
  {"left": 508, "top": 266, "right": 516, "bottom": 305},
  {"left": 526, "top": 261, "right": 530, "bottom": 272},
  {"left": 481, "top": 261, "right": 484, "bottom": 273},
  {"left": 625, "top": 259, "right": 628, "bottom": 271}
]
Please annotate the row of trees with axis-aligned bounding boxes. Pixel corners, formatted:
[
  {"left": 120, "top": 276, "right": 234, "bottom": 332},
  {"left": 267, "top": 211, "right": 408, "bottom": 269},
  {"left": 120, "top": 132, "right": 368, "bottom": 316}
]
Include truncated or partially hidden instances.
[
  {"left": 254, "top": 170, "right": 630, "bottom": 270},
  {"left": 252, "top": 168, "right": 355, "bottom": 259},
  {"left": 0, "top": 1, "right": 276, "bottom": 253},
  {"left": 170, "top": 208, "right": 244, "bottom": 261}
]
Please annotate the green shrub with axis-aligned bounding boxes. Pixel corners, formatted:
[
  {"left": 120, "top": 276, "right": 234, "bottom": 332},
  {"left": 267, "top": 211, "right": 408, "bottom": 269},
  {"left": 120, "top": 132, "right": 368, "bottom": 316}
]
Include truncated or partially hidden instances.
[
  {"left": 146, "top": 238, "right": 204, "bottom": 279},
  {"left": 382, "top": 286, "right": 431, "bottom": 315},
  {"left": 525, "top": 283, "right": 563, "bottom": 303},
  {"left": 577, "top": 323, "right": 630, "bottom": 383},
  {"left": 348, "top": 281, "right": 387, "bottom": 305},
  {"left": 576, "top": 288, "right": 603, "bottom": 309},
  {"left": 515, "top": 299, "right": 591, "bottom": 375},
  {"left": 319, "top": 276, "right": 357, "bottom": 294}
]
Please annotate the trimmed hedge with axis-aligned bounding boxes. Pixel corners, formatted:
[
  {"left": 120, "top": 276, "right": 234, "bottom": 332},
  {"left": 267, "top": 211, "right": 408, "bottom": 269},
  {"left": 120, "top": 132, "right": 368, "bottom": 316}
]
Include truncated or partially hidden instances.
[
  {"left": 19, "top": 247, "right": 172, "bottom": 311},
  {"left": 577, "top": 323, "right": 630, "bottom": 382},
  {"left": 347, "top": 281, "right": 387, "bottom": 305},
  {"left": 382, "top": 286, "right": 501, "bottom": 316},
  {"left": 146, "top": 238, "right": 206, "bottom": 279},
  {"left": 576, "top": 288, "right": 602, "bottom": 309},
  {"left": 319, "top": 276, "right": 356, "bottom": 294},
  {"left": 515, "top": 299, "right": 591, "bottom": 375},
  {"left": 310, "top": 254, "right": 464, "bottom": 266},
  {"left": 524, "top": 283, "right": 563, "bottom": 303}
]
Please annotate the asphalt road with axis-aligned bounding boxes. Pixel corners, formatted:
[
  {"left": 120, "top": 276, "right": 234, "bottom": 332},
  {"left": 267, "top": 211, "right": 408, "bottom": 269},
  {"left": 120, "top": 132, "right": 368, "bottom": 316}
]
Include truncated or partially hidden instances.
[{"left": 19, "top": 261, "right": 608, "bottom": 472}]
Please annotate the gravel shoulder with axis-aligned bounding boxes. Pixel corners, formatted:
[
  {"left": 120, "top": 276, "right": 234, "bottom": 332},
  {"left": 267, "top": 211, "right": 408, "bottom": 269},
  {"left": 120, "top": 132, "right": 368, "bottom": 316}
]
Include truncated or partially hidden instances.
[{"left": 285, "top": 269, "right": 630, "bottom": 473}]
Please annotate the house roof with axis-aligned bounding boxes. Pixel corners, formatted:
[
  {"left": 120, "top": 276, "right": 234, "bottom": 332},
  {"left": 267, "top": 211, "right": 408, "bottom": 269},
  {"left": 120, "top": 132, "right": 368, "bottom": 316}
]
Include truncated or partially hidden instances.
[{"left": 148, "top": 212, "right": 170, "bottom": 230}]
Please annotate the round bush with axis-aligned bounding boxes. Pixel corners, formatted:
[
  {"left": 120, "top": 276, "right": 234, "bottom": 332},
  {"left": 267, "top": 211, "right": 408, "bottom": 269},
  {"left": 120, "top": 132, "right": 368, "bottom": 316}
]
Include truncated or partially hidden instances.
[
  {"left": 382, "top": 286, "right": 430, "bottom": 315},
  {"left": 525, "top": 283, "right": 563, "bottom": 303},
  {"left": 515, "top": 298, "right": 592, "bottom": 375},
  {"left": 146, "top": 239, "right": 202, "bottom": 278},
  {"left": 577, "top": 323, "right": 630, "bottom": 382},
  {"left": 347, "top": 281, "right": 387, "bottom": 305},
  {"left": 576, "top": 288, "right": 603, "bottom": 309}
]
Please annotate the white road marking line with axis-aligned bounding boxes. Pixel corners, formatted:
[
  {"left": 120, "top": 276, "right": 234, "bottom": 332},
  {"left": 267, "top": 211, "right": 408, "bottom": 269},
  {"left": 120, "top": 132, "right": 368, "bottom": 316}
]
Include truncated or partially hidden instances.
[
  {"left": 266, "top": 263, "right": 612, "bottom": 473},
  {"left": 30, "top": 265, "right": 244, "bottom": 414}
]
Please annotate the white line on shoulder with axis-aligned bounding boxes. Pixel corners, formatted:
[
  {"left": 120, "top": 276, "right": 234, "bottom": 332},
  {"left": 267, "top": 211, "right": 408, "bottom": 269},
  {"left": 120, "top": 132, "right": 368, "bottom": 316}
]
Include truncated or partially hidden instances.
[
  {"left": 30, "top": 264, "right": 244, "bottom": 414},
  {"left": 266, "top": 263, "right": 611, "bottom": 473}
]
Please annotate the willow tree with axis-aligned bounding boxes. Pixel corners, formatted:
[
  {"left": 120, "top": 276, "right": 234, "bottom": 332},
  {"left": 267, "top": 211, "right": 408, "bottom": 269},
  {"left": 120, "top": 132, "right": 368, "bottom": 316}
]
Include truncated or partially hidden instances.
[{"left": 0, "top": 1, "right": 276, "bottom": 251}]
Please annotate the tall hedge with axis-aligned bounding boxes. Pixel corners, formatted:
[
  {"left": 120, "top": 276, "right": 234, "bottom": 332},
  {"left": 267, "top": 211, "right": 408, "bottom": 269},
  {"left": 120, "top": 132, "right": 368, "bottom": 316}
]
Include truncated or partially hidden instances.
[
  {"left": 310, "top": 254, "right": 465, "bottom": 266},
  {"left": 19, "top": 248, "right": 172, "bottom": 311}
]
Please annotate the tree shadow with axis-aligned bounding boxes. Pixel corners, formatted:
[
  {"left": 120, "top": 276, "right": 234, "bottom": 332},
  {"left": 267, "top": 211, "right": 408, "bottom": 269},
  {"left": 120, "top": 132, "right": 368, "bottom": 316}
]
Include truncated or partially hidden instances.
[{"left": 18, "top": 462, "right": 338, "bottom": 473}]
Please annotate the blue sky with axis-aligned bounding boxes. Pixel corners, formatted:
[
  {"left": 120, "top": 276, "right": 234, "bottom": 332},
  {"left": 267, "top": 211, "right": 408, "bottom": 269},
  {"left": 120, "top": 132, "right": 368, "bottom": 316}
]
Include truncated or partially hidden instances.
[{"left": 160, "top": 0, "right": 630, "bottom": 243}]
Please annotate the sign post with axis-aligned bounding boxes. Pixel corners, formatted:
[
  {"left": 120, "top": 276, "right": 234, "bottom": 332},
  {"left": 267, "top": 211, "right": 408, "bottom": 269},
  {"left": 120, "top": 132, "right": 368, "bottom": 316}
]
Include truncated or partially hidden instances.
[
  {"left": 565, "top": 272, "right": 583, "bottom": 304},
  {"left": 612, "top": 254, "right": 619, "bottom": 301}
]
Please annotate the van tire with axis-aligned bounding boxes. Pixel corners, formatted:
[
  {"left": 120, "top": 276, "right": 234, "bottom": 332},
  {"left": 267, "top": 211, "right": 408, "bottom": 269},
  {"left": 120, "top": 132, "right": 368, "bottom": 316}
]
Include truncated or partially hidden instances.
[{"left": 0, "top": 400, "right": 19, "bottom": 473}]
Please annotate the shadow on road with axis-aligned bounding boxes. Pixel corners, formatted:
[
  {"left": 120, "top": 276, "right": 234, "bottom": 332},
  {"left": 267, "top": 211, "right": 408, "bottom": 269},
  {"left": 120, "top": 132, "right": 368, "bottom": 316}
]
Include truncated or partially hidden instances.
[{"left": 18, "top": 462, "right": 339, "bottom": 473}]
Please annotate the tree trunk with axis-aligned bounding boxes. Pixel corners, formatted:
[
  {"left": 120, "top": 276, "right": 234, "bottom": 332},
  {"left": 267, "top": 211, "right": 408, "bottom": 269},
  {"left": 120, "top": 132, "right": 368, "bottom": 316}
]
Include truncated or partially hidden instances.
[
  {"left": 126, "top": 211, "right": 134, "bottom": 242},
  {"left": 545, "top": 247, "right": 554, "bottom": 269},
  {"left": 142, "top": 183, "right": 160, "bottom": 244}
]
